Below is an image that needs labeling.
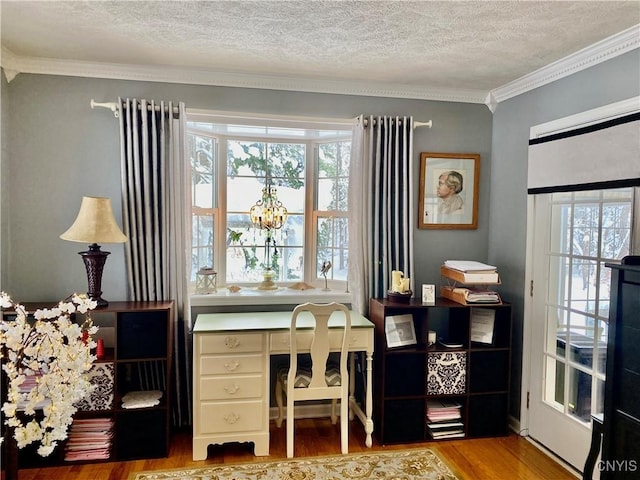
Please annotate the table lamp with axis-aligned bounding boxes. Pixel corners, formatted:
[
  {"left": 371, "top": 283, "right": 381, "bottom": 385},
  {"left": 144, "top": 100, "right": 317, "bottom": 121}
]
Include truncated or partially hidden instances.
[{"left": 60, "top": 196, "right": 127, "bottom": 307}]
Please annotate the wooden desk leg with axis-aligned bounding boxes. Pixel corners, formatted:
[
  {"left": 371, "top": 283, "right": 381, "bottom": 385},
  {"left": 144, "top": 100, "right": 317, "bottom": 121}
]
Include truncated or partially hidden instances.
[
  {"left": 583, "top": 415, "right": 603, "bottom": 480},
  {"left": 365, "top": 350, "right": 374, "bottom": 448}
]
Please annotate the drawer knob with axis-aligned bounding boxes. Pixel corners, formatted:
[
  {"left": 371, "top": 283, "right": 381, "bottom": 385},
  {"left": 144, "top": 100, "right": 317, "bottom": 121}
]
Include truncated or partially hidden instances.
[
  {"left": 224, "top": 361, "right": 240, "bottom": 371},
  {"left": 224, "top": 412, "right": 240, "bottom": 424},
  {"left": 224, "top": 383, "right": 240, "bottom": 394},
  {"left": 225, "top": 336, "right": 240, "bottom": 349}
]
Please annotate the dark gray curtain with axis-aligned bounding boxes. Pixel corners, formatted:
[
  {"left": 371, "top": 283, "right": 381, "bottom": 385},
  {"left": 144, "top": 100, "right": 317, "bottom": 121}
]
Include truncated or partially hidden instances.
[
  {"left": 118, "top": 98, "right": 192, "bottom": 427},
  {"left": 348, "top": 115, "right": 415, "bottom": 314}
]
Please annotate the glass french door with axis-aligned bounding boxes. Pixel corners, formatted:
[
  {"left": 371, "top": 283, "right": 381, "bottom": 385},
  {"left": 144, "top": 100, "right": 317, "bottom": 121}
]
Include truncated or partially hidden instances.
[{"left": 528, "top": 187, "right": 635, "bottom": 471}]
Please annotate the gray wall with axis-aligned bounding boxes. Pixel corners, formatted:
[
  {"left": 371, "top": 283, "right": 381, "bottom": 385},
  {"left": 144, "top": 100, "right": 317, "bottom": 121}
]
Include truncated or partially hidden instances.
[
  {"left": 1, "top": 73, "right": 492, "bottom": 302},
  {"left": 489, "top": 49, "right": 640, "bottom": 419}
]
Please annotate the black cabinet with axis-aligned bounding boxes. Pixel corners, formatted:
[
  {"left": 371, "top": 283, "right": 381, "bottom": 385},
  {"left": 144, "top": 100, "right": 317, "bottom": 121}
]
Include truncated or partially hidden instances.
[
  {"left": 600, "top": 257, "right": 640, "bottom": 480},
  {"left": 369, "top": 297, "right": 512, "bottom": 444},
  {"left": 1, "top": 301, "right": 173, "bottom": 469}
]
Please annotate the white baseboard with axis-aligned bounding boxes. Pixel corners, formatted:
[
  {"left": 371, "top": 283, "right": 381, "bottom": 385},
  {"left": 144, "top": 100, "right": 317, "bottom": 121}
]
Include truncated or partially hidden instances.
[{"left": 508, "top": 414, "right": 522, "bottom": 435}]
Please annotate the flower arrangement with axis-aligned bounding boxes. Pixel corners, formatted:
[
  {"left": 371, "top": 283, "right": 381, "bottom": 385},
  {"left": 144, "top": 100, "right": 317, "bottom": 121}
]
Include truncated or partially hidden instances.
[{"left": 0, "top": 293, "right": 98, "bottom": 457}]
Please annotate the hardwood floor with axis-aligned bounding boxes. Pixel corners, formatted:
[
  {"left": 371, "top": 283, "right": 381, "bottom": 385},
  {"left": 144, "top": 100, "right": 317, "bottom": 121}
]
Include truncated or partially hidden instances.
[{"left": 8, "top": 419, "right": 579, "bottom": 480}]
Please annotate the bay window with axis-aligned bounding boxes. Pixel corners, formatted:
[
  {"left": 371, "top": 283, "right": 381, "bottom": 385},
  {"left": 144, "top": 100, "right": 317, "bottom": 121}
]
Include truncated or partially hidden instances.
[{"left": 187, "top": 113, "right": 352, "bottom": 293}]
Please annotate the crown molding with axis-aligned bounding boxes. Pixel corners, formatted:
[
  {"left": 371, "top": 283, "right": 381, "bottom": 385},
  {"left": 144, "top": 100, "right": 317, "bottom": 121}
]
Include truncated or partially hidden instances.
[
  {"left": 490, "top": 24, "right": 640, "bottom": 105},
  {"left": 3, "top": 24, "right": 638, "bottom": 110},
  {"left": 0, "top": 47, "right": 487, "bottom": 105}
]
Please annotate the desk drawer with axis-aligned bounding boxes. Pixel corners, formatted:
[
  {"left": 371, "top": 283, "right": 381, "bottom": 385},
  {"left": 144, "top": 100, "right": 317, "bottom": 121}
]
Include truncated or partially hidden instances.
[
  {"left": 199, "top": 400, "right": 264, "bottom": 434},
  {"left": 200, "top": 353, "right": 263, "bottom": 375},
  {"left": 200, "top": 375, "right": 263, "bottom": 400},
  {"left": 199, "top": 333, "right": 263, "bottom": 354},
  {"left": 270, "top": 329, "right": 369, "bottom": 353}
]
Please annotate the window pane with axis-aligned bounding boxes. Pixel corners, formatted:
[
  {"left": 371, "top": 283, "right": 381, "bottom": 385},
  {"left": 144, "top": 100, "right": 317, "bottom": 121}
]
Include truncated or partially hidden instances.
[
  {"left": 228, "top": 177, "right": 264, "bottom": 212},
  {"left": 317, "top": 216, "right": 348, "bottom": 280},
  {"left": 601, "top": 202, "right": 632, "bottom": 258},
  {"left": 274, "top": 184, "right": 305, "bottom": 215},
  {"left": 227, "top": 140, "right": 266, "bottom": 176},
  {"left": 550, "top": 203, "right": 571, "bottom": 255},
  {"left": 189, "top": 132, "right": 217, "bottom": 283},
  {"left": 572, "top": 204, "right": 599, "bottom": 257},
  {"left": 190, "top": 135, "right": 216, "bottom": 199},
  {"left": 546, "top": 356, "right": 563, "bottom": 409},
  {"left": 281, "top": 246, "right": 304, "bottom": 281},
  {"left": 317, "top": 178, "right": 336, "bottom": 210},
  {"left": 268, "top": 143, "right": 305, "bottom": 180},
  {"left": 547, "top": 305, "right": 568, "bottom": 355},
  {"left": 192, "top": 213, "right": 214, "bottom": 280},
  {"left": 548, "top": 254, "right": 571, "bottom": 308},
  {"left": 318, "top": 141, "right": 349, "bottom": 211},
  {"left": 568, "top": 366, "right": 591, "bottom": 422},
  {"left": 282, "top": 215, "right": 304, "bottom": 281}
]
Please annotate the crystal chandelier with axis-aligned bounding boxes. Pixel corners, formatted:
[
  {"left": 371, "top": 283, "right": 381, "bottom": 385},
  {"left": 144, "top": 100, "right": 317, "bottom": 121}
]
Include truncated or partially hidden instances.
[{"left": 249, "top": 179, "right": 288, "bottom": 290}]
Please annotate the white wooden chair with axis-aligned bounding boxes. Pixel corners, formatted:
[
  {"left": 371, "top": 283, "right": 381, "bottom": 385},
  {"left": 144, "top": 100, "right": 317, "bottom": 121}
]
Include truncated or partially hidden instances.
[{"left": 274, "top": 302, "right": 351, "bottom": 458}]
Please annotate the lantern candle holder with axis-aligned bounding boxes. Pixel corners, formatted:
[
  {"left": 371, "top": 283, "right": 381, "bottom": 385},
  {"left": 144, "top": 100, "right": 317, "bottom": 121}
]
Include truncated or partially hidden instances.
[{"left": 196, "top": 267, "right": 217, "bottom": 294}]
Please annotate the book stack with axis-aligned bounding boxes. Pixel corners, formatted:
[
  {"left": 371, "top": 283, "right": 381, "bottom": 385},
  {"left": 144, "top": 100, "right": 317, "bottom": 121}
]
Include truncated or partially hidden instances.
[
  {"left": 17, "top": 373, "right": 51, "bottom": 410},
  {"left": 64, "top": 417, "right": 114, "bottom": 461},
  {"left": 426, "top": 400, "right": 465, "bottom": 439},
  {"left": 441, "top": 260, "right": 500, "bottom": 283},
  {"left": 441, "top": 260, "right": 502, "bottom": 305}
]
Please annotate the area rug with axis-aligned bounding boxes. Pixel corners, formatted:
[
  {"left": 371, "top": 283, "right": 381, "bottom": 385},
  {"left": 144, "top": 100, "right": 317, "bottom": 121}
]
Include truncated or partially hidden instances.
[{"left": 128, "top": 448, "right": 460, "bottom": 479}]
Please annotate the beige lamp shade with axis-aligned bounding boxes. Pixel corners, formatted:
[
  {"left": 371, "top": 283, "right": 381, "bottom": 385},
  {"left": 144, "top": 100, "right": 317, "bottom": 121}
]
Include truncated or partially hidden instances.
[{"left": 60, "top": 196, "right": 127, "bottom": 244}]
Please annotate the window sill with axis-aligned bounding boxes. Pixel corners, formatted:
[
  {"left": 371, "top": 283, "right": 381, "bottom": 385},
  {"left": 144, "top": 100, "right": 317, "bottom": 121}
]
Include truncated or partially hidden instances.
[{"left": 190, "top": 287, "right": 352, "bottom": 307}]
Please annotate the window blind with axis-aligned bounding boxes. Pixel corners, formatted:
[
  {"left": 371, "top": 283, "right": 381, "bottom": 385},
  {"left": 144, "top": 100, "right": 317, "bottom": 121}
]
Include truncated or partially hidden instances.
[{"left": 528, "top": 98, "right": 640, "bottom": 194}]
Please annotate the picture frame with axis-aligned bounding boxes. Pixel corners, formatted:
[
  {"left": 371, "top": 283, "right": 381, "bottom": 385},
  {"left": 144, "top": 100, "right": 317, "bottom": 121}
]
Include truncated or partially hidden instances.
[
  {"left": 418, "top": 152, "right": 480, "bottom": 229},
  {"left": 384, "top": 314, "right": 417, "bottom": 348},
  {"left": 422, "top": 284, "right": 435, "bottom": 305},
  {"left": 470, "top": 308, "right": 495, "bottom": 345}
]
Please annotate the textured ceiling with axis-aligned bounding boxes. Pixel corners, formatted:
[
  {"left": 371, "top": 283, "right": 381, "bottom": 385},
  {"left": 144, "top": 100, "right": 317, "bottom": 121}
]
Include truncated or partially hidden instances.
[{"left": 1, "top": 1, "right": 639, "bottom": 97}]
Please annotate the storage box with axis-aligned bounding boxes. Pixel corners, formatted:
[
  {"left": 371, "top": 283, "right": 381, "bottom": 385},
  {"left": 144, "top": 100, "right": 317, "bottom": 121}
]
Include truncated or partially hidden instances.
[
  {"left": 75, "top": 362, "right": 114, "bottom": 411},
  {"left": 426, "top": 351, "right": 467, "bottom": 395}
]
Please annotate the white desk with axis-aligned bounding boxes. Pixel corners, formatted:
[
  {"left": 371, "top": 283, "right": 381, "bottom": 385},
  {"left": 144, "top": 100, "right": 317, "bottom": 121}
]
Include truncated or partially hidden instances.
[{"left": 192, "top": 310, "right": 374, "bottom": 460}]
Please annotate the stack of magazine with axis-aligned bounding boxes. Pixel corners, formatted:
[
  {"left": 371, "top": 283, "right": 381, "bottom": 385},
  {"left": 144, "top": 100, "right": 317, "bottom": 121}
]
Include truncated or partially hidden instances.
[
  {"left": 64, "top": 417, "right": 114, "bottom": 461},
  {"left": 426, "top": 400, "right": 465, "bottom": 439}
]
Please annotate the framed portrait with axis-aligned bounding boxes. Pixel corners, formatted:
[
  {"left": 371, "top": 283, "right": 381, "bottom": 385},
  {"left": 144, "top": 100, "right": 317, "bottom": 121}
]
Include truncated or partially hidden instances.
[
  {"left": 418, "top": 152, "right": 480, "bottom": 229},
  {"left": 385, "top": 314, "right": 417, "bottom": 348}
]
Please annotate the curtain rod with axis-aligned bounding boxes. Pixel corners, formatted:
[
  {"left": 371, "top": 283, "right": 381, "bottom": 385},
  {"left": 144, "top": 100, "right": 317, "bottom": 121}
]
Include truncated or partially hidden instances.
[
  {"left": 361, "top": 117, "right": 432, "bottom": 129},
  {"left": 91, "top": 100, "right": 433, "bottom": 129},
  {"left": 90, "top": 99, "right": 179, "bottom": 118}
]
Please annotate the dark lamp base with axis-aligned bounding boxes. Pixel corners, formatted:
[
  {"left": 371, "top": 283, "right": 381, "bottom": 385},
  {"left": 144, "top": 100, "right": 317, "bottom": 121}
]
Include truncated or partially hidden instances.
[
  {"left": 79, "top": 243, "right": 111, "bottom": 308},
  {"left": 89, "top": 295, "right": 109, "bottom": 308}
]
